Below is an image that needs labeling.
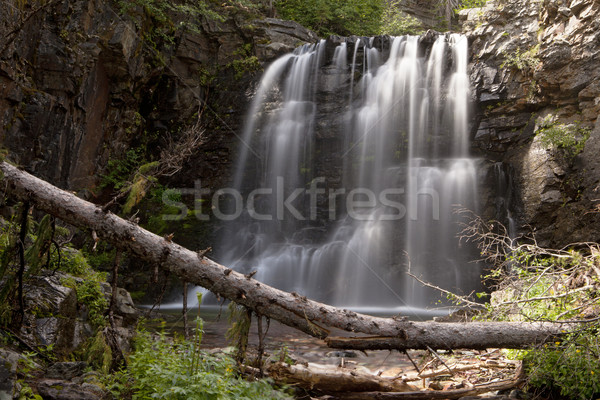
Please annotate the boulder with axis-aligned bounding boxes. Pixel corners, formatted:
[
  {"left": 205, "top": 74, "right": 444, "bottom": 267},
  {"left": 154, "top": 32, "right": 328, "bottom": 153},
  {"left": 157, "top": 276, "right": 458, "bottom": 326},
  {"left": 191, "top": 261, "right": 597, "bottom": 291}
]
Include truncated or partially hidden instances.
[
  {"left": 100, "top": 283, "right": 139, "bottom": 328},
  {"left": 21, "top": 274, "right": 80, "bottom": 357},
  {"left": 35, "top": 379, "right": 104, "bottom": 400},
  {"left": 45, "top": 362, "right": 88, "bottom": 381},
  {"left": 0, "top": 349, "right": 20, "bottom": 400}
]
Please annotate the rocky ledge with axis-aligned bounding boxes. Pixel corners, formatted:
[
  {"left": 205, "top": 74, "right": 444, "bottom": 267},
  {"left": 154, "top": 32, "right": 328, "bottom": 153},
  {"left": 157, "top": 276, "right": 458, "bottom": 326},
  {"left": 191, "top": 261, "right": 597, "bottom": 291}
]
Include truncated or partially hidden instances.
[{"left": 462, "top": 0, "right": 600, "bottom": 246}]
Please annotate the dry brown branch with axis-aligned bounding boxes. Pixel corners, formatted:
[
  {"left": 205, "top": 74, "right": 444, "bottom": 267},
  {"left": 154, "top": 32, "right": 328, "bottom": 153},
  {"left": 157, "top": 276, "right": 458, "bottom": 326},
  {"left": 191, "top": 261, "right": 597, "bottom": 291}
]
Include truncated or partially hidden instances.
[
  {"left": 155, "top": 109, "right": 205, "bottom": 177},
  {"left": 326, "top": 365, "right": 524, "bottom": 399},
  {"left": 406, "top": 270, "right": 484, "bottom": 310},
  {"left": 455, "top": 208, "right": 600, "bottom": 326},
  {"left": 402, "top": 360, "right": 517, "bottom": 381},
  {"left": 103, "top": 105, "right": 205, "bottom": 212}
]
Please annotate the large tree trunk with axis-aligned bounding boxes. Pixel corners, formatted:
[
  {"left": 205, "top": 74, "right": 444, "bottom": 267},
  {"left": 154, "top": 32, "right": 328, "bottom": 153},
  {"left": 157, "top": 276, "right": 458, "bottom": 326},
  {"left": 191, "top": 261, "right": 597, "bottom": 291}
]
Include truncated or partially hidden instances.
[{"left": 0, "top": 161, "right": 567, "bottom": 350}]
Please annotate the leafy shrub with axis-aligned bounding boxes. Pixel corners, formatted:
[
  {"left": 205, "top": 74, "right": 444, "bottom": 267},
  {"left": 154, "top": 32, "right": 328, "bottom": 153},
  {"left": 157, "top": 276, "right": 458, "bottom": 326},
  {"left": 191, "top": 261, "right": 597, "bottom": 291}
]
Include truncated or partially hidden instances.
[
  {"left": 461, "top": 214, "right": 600, "bottom": 397},
  {"left": 106, "top": 326, "right": 292, "bottom": 399},
  {"left": 274, "top": 0, "right": 384, "bottom": 37},
  {"left": 62, "top": 274, "right": 108, "bottom": 330},
  {"left": 229, "top": 44, "right": 262, "bottom": 80},
  {"left": 523, "top": 330, "right": 600, "bottom": 399},
  {"left": 55, "top": 247, "right": 109, "bottom": 329},
  {"left": 118, "top": 0, "right": 224, "bottom": 51}
]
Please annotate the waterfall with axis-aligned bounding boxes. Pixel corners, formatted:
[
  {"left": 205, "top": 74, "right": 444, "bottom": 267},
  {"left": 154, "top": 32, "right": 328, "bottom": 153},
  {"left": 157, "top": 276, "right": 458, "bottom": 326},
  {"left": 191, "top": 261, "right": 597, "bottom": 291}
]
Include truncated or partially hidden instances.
[{"left": 214, "top": 34, "right": 482, "bottom": 313}]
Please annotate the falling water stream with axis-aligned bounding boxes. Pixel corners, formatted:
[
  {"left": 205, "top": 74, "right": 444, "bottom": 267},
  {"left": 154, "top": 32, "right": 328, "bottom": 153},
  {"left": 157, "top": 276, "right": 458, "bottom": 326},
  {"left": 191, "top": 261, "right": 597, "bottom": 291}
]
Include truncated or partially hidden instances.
[{"left": 198, "top": 34, "right": 483, "bottom": 314}]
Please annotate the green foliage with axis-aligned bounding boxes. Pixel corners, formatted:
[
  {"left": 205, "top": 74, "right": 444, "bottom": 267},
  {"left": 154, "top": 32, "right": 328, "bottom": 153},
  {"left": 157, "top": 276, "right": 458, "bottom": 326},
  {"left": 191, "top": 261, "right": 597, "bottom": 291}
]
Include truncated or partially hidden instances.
[
  {"left": 0, "top": 205, "right": 31, "bottom": 327},
  {"left": 101, "top": 148, "right": 146, "bottom": 190},
  {"left": 501, "top": 44, "right": 540, "bottom": 72},
  {"left": 523, "top": 329, "right": 600, "bottom": 399},
  {"left": 62, "top": 275, "right": 108, "bottom": 329},
  {"left": 24, "top": 215, "right": 53, "bottom": 272},
  {"left": 123, "top": 174, "right": 154, "bottom": 215},
  {"left": 536, "top": 114, "right": 591, "bottom": 159},
  {"left": 143, "top": 186, "right": 184, "bottom": 234},
  {"left": 17, "top": 382, "right": 43, "bottom": 400},
  {"left": 85, "top": 330, "right": 113, "bottom": 374},
  {"left": 229, "top": 44, "right": 262, "bottom": 80},
  {"left": 464, "top": 214, "right": 600, "bottom": 397},
  {"left": 118, "top": 0, "right": 224, "bottom": 54},
  {"left": 379, "top": 1, "right": 424, "bottom": 36},
  {"left": 105, "top": 325, "right": 292, "bottom": 399},
  {"left": 83, "top": 243, "right": 117, "bottom": 271},
  {"left": 16, "top": 351, "right": 45, "bottom": 399},
  {"left": 481, "top": 245, "right": 600, "bottom": 396},
  {"left": 56, "top": 247, "right": 108, "bottom": 329},
  {"left": 274, "top": 0, "right": 384, "bottom": 37},
  {"left": 455, "top": 0, "right": 489, "bottom": 11},
  {"left": 226, "top": 303, "right": 252, "bottom": 363}
]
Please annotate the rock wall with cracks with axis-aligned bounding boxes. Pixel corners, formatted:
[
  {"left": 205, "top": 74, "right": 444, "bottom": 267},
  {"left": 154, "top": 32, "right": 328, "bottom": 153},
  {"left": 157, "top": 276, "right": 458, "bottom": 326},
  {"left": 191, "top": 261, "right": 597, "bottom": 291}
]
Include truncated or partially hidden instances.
[
  {"left": 462, "top": 0, "right": 600, "bottom": 246},
  {"left": 3, "top": 0, "right": 600, "bottom": 284},
  {"left": 0, "top": 0, "right": 316, "bottom": 194}
]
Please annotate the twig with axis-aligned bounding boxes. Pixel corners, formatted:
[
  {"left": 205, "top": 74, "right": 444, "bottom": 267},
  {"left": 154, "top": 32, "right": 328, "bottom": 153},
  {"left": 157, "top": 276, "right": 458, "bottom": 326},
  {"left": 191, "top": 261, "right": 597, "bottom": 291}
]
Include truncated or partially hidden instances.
[
  {"left": 403, "top": 350, "right": 420, "bottom": 374},
  {"left": 15, "top": 202, "right": 30, "bottom": 328},
  {"left": 406, "top": 270, "right": 485, "bottom": 310},
  {"left": 256, "top": 314, "right": 270, "bottom": 376},
  {"left": 108, "top": 250, "right": 122, "bottom": 329},
  {"left": 183, "top": 281, "right": 189, "bottom": 339},
  {"left": 425, "top": 346, "right": 454, "bottom": 377},
  {"left": 494, "top": 285, "right": 595, "bottom": 307}
]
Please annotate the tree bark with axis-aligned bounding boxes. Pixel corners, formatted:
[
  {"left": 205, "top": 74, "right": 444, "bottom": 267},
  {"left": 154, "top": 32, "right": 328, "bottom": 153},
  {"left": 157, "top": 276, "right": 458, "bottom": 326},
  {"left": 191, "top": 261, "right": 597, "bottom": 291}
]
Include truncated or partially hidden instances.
[
  {"left": 266, "top": 362, "right": 419, "bottom": 393},
  {"left": 0, "top": 161, "right": 568, "bottom": 350},
  {"left": 325, "top": 377, "right": 524, "bottom": 400}
]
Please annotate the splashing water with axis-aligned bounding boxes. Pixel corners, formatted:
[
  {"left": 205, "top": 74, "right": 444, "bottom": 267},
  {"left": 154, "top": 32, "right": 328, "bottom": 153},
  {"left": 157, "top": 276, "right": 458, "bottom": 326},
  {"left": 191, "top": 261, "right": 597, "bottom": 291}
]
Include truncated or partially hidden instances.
[{"left": 213, "top": 34, "right": 482, "bottom": 313}]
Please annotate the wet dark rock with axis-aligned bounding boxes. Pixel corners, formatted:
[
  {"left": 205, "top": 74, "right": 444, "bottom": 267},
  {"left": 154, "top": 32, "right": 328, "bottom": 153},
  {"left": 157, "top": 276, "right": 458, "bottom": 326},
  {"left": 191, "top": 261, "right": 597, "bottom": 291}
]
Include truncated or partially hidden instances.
[
  {"left": 0, "top": 349, "right": 20, "bottom": 399},
  {"left": 46, "top": 362, "right": 88, "bottom": 381},
  {"left": 20, "top": 274, "right": 80, "bottom": 358},
  {"left": 100, "top": 283, "right": 139, "bottom": 328},
  {"left": 463, "top": 0, "right": 600, "bottom": 246},
  {"left": 325, "top": 350, "right": 358, "bottom": 358},
  {"left": 36, "top": 379, "right": 104, "bottom": 400}
]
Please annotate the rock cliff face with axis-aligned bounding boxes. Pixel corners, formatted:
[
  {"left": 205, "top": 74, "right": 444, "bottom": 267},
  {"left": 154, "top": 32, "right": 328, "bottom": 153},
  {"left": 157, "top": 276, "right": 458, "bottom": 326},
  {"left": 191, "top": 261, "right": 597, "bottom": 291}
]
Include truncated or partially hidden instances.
[
  {"left": 462, "top": 0, "right": 600, "bottom": 246},
  {"left": 3, "top": 0, "right": 600, "bottom": 263},
  {"left": 0, "top": 0, "right": 315, "bottom": 194}
]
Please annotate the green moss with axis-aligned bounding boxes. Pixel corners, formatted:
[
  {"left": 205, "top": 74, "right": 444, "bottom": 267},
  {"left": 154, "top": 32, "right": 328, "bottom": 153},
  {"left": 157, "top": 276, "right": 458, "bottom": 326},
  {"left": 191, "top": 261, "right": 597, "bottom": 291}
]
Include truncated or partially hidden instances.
[
  {"left": 536, "top": 114, "right": 591, "bottom": 159},
  {"left": 85, "top": 330, "right": 113, "bottom": 375},
  {"left": 501, "top": 44, "right": 540, "bottom": 72}
]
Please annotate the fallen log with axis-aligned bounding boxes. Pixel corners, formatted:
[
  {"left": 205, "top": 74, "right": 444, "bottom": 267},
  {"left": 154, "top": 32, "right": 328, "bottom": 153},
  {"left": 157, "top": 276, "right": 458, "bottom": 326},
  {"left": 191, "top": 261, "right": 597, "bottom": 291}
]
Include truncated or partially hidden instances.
[
  {"left": 325, "top": 318, "right": 564, "bottom": 350},
  {"left": 327, "top": 363, "right": 525, "bottom": 399},
  {"left": 325, "top": 377, "right": 524, "bottom": 399},
  {"left": 0, "top": 161, "right": 567, "bottom": 350},
  {"left": 266, "top": 362, "right": 419, "bottom": 392}
]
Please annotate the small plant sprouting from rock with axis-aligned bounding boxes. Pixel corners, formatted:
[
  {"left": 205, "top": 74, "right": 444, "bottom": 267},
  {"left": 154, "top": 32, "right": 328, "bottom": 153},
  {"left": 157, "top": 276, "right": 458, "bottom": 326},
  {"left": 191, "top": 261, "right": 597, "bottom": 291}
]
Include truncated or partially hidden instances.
[
  {"left": 454, "top": 0, "right": 490, "bottom": 12},
  {"left": 536, "top": 114, "right": 591, "bottom": 159},
  {"left": 229, "top": 44, "right": 262, "bottom": 80},
  {"left": 501, "top": 44, "right": 540, "bottom": 73}
]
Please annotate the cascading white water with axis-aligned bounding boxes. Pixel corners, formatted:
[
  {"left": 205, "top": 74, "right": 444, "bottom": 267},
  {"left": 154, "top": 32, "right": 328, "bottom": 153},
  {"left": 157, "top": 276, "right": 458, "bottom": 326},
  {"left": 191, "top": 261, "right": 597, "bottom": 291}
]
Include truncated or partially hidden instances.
[{"left": 214, "top": 34, "right": 482, "bottom": 313}]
